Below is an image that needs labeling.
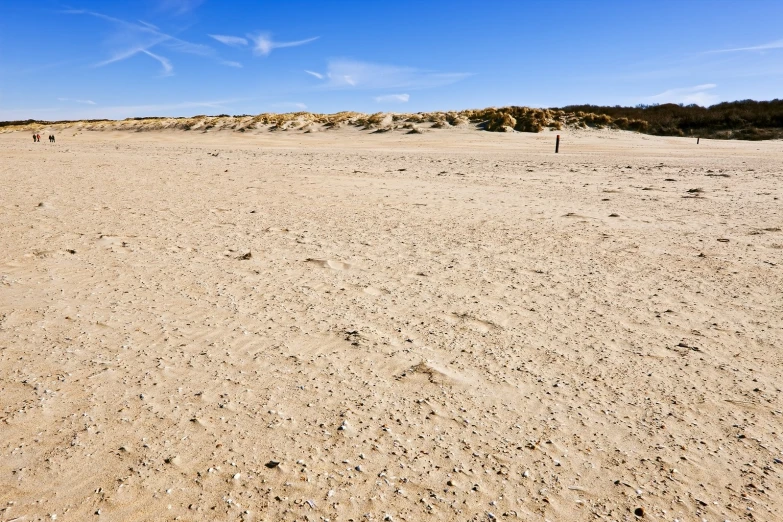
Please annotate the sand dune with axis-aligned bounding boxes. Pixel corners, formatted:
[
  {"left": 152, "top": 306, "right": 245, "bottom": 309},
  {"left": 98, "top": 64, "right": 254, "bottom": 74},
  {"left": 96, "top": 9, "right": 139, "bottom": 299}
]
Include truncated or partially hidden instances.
[
  {"left": 0, "top": 107, "right": 594, "bottom": 136},
  {"left": 1, "top": 127, "right": 782, "bottom": 521}
]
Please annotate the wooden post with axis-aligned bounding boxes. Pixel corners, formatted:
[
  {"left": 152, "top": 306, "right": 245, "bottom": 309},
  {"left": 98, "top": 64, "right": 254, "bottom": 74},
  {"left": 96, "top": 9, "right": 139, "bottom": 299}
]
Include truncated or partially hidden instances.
[
  {"left": 555, "top": 134, "right": 560, "bottom": 153},
  {"left": 697, "top": 137, "right": 700, "bottom": 144}
]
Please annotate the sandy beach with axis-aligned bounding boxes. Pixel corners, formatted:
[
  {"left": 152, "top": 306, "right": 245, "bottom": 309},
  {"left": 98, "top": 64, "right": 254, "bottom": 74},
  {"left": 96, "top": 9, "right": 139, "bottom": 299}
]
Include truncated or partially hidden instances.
[{"left": 1, "top": 126, "right": 782, "bottom": 521}]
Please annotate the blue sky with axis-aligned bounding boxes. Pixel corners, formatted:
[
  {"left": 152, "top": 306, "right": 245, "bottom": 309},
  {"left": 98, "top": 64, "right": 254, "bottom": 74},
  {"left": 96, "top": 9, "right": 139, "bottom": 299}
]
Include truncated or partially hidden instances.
[{"left": 2, "top": 0, "right": 782, "bottom": 120}]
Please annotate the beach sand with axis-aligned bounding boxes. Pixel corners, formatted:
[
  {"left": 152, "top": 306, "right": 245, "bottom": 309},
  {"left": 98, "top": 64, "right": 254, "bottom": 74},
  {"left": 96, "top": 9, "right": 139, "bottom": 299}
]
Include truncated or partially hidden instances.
[{"left": 1, "top": 127, "right": 781, "bottom": 521}]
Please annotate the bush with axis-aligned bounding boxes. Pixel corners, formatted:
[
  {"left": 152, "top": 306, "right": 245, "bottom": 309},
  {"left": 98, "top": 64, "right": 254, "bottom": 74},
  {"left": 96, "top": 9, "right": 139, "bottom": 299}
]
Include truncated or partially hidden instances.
[{"left": 553, "top": 99, "right": 783, "bottom": 139}]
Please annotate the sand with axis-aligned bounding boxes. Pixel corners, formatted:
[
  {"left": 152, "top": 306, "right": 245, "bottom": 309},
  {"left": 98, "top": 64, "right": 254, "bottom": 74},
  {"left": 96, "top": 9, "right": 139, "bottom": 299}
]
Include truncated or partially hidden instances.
[{"left": 1, "top": 126, "right": 782, "bottom": 521}]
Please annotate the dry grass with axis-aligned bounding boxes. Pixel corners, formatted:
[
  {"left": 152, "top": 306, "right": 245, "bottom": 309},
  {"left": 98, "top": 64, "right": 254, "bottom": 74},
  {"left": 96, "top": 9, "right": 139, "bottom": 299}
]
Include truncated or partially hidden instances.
[
  {"left": 7, "top": 102, "right": 779, "bottom": 139},
  {"left": 0, "top": 107, "right": 574, "bottom": 136}
]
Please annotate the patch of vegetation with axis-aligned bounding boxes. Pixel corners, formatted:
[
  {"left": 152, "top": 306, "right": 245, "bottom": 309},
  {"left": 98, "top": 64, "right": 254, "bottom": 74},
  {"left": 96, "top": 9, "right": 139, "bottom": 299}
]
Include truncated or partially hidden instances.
[{"left": 554, "top": 99, "right": 783, "bottom": 140}]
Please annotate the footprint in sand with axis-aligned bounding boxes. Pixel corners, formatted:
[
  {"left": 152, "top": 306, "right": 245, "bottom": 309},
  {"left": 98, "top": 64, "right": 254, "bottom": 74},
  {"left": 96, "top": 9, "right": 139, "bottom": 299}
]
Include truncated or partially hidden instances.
[
  {"left": 397, "top": 361, "right": 462, "bottom": 386},
  {"left": 97, "top": 235, "right": 126, "bottom": 247},
  {"left": 305, "top": 258, "right": 352, "bottom": 270},
  {"left": 442, "top": 312, "right": 498, "bottom": 333}
]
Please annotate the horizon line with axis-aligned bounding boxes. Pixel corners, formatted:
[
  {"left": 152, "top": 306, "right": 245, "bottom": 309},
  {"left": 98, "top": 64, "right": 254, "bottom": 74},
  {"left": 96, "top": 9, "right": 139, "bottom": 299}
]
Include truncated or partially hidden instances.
[{"left": 3, "top": 97, "right": 783, "bottom": 124}]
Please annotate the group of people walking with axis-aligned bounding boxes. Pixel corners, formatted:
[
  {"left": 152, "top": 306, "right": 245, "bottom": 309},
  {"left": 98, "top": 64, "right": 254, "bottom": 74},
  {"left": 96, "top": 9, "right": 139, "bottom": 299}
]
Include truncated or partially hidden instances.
[{"left": 32, "top": 133, "right": 55, "bottom": 143}]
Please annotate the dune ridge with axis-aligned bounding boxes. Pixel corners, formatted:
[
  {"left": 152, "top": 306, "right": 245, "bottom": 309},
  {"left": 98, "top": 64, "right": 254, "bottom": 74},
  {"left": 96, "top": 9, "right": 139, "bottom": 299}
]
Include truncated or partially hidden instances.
[
  {"left": 5, "top": 101, "right": 783, "bottom": 140},
  {"left": 0, "top": 107, "right": 566, "bottom": 135}
]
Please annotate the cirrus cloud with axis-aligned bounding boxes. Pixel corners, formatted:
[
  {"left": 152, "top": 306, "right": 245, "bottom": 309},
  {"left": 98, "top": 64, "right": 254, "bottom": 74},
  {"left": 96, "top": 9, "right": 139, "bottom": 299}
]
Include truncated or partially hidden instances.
[
  {"left": 305, "top": 59, "right": 470, "bottom": 90},
  {"left": 66, "top": 9, "right": 235, "bottom": 76},
  {"left": 375, "top": 94, "right": 410, "bottom": 103},
  {"left": 250, "top": 34, "right": 319, "bottom": 56},
  {"left": 209, "top": 34, "right": 248, "bottom": 47},
  {"left": 157, "top": 0, "right": 205, "bottom": 15},
  {"left": 57, "top": 97, "right": 97, "bottom": 105},
  {"left": 645, "top": 83, "right": 719, "bottom": 106},
  {"left": 209, "top": 32, "right": 319, "bottom": 56},
  {"left": 707, "top": 39, "right": 783, "bottom": 53}
]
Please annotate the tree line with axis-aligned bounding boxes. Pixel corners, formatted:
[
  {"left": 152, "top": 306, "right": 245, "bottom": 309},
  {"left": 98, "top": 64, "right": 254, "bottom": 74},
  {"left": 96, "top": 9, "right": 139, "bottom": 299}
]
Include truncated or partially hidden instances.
[{"left": 553, "top": 99, "right": 783, "bottom": 140}]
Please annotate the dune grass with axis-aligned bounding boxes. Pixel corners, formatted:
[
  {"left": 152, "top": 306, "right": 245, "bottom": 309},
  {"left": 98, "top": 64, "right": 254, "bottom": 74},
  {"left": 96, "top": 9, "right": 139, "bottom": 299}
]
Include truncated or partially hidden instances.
[{"left": 4, "top": 100, "right": 783, "bottom": 140}]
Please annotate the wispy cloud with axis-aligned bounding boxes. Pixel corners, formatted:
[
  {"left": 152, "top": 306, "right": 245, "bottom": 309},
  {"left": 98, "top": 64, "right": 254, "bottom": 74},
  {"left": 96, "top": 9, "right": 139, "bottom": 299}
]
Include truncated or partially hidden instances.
[
  {"left": 103, "top": 99, "right": 238, "bottom": 115},
  {"left": 209, "top": 34, "right": 248, "bottom": 47},
  {"left": 0, "top": 99, "right": 243, "bottom": 121},
  {"left": 313, "top": 59, "right": 469, "bottom": 90},
  {"left": 645, "top": 83, "right": 719, "bottom": 106},
  {"left": 222, "top": 60, "right": 243, "bottom": 68},
  {"left": 138, "top": 20, "right": 161, "bottom": 31},
  {"left": 141, "top": 49, "right": 174, "bottom": 76},
  {"left": 0, "top": 107, "right": 65, "bottom": 121},
  {"left": 5, "top": 60, "right": 77, "bottom": 76},
  {"left": 249, "top": 34, "right": 319, "bottom": 56},
  {"left": 707, "top": 39, "right": 783, "bottom": 53},
  {"left": 209, "top": 32, "right": 319, "bottom": 56},
  {"left": 66, "top": 9, "right": 232, "bottom": 75},
  {"left": 304, "top": 70, "right": 324, "bottom": 79},
  {"left": 57, "top": 97, "right": 97, "bottom": 105},
  {"left": 93, "top": 46, "right": 156, "bottom": 68},
  {"left": 100, "top": 99, "right": 237, "bottom": 118},
  {"left": 375, "top": 93, "right": 410, "bottom": 103},
  {"left": 270, "top": 102, "right": 308, "bottom": 111},
  {"left": 92, "top": 43, "right": 173, "bottom": 75},
  {"left": 92, "top": 29, "right": 173, "bottom": 68},
  {"left": 157, "top": 0, "right": 205, "bottom": 15},
  {"left": 160, "top": 37, "right": 213, "bottom": 57}
]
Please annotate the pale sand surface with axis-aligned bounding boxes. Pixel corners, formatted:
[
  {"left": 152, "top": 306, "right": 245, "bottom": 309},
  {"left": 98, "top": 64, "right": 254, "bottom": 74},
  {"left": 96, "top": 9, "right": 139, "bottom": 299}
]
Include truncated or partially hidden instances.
[{"left": 1, "top": 128, "right": 782, "bottom": 521}]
